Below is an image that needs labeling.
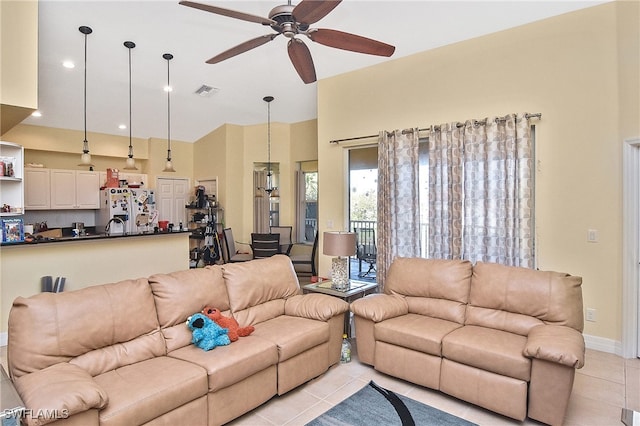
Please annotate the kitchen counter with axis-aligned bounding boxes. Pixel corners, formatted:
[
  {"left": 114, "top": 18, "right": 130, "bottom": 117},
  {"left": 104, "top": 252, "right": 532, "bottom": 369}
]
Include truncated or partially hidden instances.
[
  {"left": 1, "top": 230, "right": 190, "bottom": 337},
  {"left": 1, "top": 229, "right": 191, "bottom": 246}
]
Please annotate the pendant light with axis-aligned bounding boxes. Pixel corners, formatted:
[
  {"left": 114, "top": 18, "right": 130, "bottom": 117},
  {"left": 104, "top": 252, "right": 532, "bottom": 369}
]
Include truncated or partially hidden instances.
[
  {"left": 123, "top": 41, "right": 138, "bottom": 170},
  {"left": 162, "top": 53, "right": 176, "bottom": 172},
  {"left": 258, "top": 96, "right": 278, "bottom": 198},
  {"left": 78, "top": 26, "right": 93, "bottom": 166}
]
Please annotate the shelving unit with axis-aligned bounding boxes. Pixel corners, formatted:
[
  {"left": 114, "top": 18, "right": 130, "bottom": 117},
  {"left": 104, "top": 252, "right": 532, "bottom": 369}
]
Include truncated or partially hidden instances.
[
  {"left": 0, "top": 141, "right": 24, "bottom": 217},
  {"left": 187, "top": 201, "right": 224, "bottom": 267}
]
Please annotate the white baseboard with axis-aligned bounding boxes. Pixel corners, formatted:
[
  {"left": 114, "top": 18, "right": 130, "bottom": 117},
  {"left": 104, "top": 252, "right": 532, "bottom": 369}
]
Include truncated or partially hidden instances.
[{"left": 584, "top": 333, "right": 622, "bottom": 356}]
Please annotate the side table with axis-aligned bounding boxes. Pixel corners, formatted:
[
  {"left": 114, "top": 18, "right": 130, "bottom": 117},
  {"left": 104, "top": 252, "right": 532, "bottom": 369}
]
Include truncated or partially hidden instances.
[
  {"left": 302, "top": 280, "right": 378, "bottom": 337},
  {"left": 1, "top": 365, "right": 25, "bottom": 426}
]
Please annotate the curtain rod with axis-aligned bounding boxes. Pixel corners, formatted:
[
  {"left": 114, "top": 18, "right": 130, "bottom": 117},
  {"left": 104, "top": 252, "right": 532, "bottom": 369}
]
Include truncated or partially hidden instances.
[{"left": 329, "top": 112, "right": 542, "bottom": 144}]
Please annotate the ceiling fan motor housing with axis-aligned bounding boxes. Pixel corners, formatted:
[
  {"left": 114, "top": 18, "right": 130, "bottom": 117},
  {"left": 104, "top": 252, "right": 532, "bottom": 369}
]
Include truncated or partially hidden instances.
[{"left": 268, "top": 4, "right": 309, "bottom": 37}]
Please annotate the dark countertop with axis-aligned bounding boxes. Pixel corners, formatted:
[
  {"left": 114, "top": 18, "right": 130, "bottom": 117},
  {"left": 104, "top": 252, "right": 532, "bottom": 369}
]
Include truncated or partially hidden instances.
[{"left": 1, "top": 229, "right": 191, "bottom": 247}]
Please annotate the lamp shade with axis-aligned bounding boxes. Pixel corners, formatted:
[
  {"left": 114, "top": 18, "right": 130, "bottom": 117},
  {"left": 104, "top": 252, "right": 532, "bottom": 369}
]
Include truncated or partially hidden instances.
[{"left": 323, "top": 232, "right": 357, "bottom": 257}]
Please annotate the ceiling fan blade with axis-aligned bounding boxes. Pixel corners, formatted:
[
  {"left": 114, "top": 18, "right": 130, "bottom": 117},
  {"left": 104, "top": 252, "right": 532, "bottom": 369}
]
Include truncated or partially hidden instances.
[
  {"left": 292, "top": 0, "right": 342, "bottom": 25},
  {"left": 308, "top": 28, "right": 395, "bottom": 57},
  {"left": 179, "top": 1, "right": 275, "bottom": 25},
  {"left": 206, "top": 34, "right": 279, "bottom": 64},
  {"left": 287, "top": 38, "right": 317, "bottom": 84}
]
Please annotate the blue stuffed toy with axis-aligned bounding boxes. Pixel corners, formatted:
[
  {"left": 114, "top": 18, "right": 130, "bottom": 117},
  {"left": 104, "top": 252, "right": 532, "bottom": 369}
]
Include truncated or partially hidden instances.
[{"left": 186, "top": 313, "right": 231, "bottom": 351}]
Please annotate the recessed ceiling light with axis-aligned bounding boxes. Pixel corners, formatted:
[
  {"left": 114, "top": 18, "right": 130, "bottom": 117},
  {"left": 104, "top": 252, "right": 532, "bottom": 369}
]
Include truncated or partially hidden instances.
[
  {"left": 62, "top": 60, "right": 75, "bottom": 69},
  {"left": 164, "top": 85, "right": 173, "bottom": 92},
  {"left": 31, "top": 111, "right": 42, "bottom": 117},
  {"left": 118, "top": 124, "right": 127, "bottom": 130}
]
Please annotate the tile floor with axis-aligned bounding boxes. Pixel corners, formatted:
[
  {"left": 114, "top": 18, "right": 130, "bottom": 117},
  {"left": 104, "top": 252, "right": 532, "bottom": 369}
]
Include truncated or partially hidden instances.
[{"left": 2, "top": 344, "right": 637, "bottom": 425}]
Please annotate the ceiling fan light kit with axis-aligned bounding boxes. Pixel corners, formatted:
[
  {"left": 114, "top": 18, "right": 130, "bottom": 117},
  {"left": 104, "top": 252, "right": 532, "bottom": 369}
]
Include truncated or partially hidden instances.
[
  {"left": 180, "top": 0, "right": 395, "bottom": 84},
  {"left": 123, "top": 40, "right": 138, "bottom": 170}
]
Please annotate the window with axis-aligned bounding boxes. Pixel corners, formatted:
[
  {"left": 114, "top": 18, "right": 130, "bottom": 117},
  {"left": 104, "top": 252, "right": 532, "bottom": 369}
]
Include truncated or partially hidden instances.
[{"left": 296, "top": 161, "right": 317, "bottom": 243}]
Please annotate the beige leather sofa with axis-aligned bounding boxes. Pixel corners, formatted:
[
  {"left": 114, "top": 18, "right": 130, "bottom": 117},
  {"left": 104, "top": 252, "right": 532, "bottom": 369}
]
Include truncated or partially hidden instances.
[
  {"left": 7, "top": 255, "right": 348, "bottom": 426},
  {"left": 350, "top": 258, "right": 585, "bottom": 426}
]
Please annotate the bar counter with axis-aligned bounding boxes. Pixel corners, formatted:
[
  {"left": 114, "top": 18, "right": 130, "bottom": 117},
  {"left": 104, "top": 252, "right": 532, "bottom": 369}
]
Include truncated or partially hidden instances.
[
  {"left": 0, "top": 230, "right": 190, "bottom": 341},
  {"left": 0, "top": 229, "right": 191, "bottom": 247}
]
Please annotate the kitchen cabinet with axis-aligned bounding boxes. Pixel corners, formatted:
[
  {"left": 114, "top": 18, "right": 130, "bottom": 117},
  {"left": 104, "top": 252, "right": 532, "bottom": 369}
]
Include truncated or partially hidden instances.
[
  {"left": 24, "top": 168, "right": 51, "bottom": 210},
  {"left": 50, "top": 169, "right": 100, "bottom": 209},
  {"left": 0, "top": 141, "right": 24, "bottom": 216}
]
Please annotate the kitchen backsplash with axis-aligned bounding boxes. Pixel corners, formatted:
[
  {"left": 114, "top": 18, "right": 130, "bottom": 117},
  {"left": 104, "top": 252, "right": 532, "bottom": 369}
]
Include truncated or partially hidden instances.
[{"left": 23, "top": 210, "right": 96, "bottom": 229}]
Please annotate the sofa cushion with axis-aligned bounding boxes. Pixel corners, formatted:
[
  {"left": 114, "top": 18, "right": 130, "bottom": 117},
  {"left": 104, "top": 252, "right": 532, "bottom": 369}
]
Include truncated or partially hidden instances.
[
  {"left": 469, "top": 262, "right": 584, "bottom": 333},
  {"left": 149, "top": 266, "right": 229, "bottom": 327},
  {"left": 442, "top": 325, "right": 531, "bottom": 381},
  {"left": 93, "top": 356, "right": 207, "bottom": 426},
  {"left": 9, "top": 278, "right": 163, "bottom": 378},
  {"left": 385, "top": 258, "right": 472, "bottom": 324},
  {"left": 223, "top": 255, "right": 300, "bottom": 325},
  {"left": 168, "top": 335, "right": 278, "bottom": 392},
  {"left": 375, "top": 314, "right": 462, "bottom": 356},
  {"left": 252, "top": 315, "right": 330, "bottom": 362}
]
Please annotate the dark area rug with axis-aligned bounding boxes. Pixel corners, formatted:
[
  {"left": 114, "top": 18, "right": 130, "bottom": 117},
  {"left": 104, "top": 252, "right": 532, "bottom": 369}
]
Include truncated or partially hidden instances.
[{"left": 306, "top": 380, "right": 477, "bottom": 426}]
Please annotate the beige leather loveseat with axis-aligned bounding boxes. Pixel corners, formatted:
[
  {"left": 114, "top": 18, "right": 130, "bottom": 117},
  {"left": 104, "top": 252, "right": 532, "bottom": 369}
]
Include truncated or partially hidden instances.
[
  {"left": 7, "top": 255, "right": 348, "bottom": 426},
  {"left": 350, "top": 258, "right": 585, "bottom": 426}
]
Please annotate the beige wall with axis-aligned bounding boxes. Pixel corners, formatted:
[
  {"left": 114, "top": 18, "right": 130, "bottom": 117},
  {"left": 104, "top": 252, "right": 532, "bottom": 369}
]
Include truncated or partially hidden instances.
[
  {"left": 0, "top": 0, "right": 38, "bottom": 134},
  {"left": 317, "top": 1, "right": 639, "bottom": 344}
]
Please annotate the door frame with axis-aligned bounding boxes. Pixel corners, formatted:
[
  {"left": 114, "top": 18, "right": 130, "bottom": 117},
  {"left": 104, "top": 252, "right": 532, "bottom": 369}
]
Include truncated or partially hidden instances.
[{"left": 622, "top": 137, "right": 640, "bottom": 358}]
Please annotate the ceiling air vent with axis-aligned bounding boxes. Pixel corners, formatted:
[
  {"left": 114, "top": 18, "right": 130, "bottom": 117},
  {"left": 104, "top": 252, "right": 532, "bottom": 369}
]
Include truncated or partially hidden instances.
[{"left": 194, "top": 84, "right": 219, "bottom": 97}]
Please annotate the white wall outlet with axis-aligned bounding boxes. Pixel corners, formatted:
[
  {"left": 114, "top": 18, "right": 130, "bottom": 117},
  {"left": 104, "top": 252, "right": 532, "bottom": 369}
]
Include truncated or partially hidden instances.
[
  {"left": 587, "top": 229, "right": 599, "bottom": 243},
  {"left": 586, "top": 308, "right": 597, "bottom": 322}
]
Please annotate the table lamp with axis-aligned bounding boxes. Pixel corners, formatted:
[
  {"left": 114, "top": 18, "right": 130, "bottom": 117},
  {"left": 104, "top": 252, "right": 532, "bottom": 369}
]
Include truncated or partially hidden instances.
[{"left": 323, "top": 231, "right": 357, "bottom": 291}]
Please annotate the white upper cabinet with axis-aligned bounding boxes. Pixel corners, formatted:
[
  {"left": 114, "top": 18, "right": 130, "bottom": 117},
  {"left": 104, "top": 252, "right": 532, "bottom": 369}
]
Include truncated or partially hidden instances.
[
  {"left": 50, "top": 169, "right": 100, "bottom": 210},
  {"left": 24, "top": 168, "right": 51, "bottom": 210}
]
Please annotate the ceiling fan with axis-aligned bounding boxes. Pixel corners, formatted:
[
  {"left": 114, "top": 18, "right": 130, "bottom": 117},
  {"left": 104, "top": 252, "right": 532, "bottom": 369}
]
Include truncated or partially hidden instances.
[{"left": 179, "top": 0, "right": 396, "bottom": 84}]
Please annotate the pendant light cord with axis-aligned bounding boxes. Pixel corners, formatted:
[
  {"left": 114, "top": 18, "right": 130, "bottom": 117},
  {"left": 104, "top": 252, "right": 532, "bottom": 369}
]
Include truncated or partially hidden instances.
[
  {"left": 128, "top": 46, "right": 132, "bottom": 153},
  {"left": 83, "top": 30, "right": 88, "bottom": 146}
]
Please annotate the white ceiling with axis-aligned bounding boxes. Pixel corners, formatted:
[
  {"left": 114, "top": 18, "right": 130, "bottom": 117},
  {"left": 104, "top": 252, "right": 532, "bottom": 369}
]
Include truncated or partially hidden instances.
[{"left": 23, "top": 0, "right": 608, "bottom": 143}]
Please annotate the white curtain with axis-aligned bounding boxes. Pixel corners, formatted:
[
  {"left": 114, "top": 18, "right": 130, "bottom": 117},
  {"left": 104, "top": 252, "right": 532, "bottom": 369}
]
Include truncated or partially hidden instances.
[{"left": 377, "top": 129, "right": 421, "bottom": 290}]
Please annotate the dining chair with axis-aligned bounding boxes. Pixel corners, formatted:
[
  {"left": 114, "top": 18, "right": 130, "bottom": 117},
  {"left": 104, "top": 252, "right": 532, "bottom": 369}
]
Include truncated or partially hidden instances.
[
  {"left": 251, "top": 233, "right": 280, "bottom": 259},
  {"left": 290, "top": 231, "right": 318, "bottom": 276},
  {"left": 355, "top": 227, "right": 377, "bottom": 278},
  {"left": 222, "top": 228, "right": 253, "bottom": 263},
  {"left": 269, "top": 225, "right": 293, "bottom": 255}
]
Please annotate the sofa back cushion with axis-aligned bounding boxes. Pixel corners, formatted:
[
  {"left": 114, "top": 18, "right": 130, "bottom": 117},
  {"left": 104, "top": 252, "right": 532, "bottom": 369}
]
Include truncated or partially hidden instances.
[
  {"left": 467, "top": 262, "right": 584, "bottom": 335},
  {"left": 8, "top": 278, "right": 164, "bottom": 379},
  {"left": 223, "top": 255, "right": 300, "bottom": 326},
  {"left": 385, "top": 258, "right": 472, "bottom": 324},
  {"left": 149, "top": 266, "right": 230, "bottom": 352}
]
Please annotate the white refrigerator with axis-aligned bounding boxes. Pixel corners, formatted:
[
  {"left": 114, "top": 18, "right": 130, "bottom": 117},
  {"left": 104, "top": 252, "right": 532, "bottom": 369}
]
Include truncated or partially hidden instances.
[
  {"left": 97, "top": 188, "right": 158, "bottom": 235},
  {"left": 129, "top": 189, "right": 158, "bottom": 233}
]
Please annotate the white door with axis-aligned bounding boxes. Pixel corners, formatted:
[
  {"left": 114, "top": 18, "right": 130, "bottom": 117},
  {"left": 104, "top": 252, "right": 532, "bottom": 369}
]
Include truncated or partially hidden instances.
[{"left": 156, "top": 177, "right": 189, "bottom": 227}]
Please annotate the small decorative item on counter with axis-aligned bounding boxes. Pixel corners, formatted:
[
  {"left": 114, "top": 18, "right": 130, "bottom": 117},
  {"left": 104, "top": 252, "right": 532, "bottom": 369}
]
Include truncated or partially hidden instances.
[
  {"left": 0, "top": 160, "right": 4, "bottom": 176},
  {"left": 1, "top": 204, "right": 10, "bottom": 213}
]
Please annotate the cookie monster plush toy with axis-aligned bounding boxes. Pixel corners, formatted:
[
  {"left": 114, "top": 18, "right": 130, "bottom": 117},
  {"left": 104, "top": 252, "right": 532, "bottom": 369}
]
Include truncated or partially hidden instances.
[{"left": 186, "top": 313, "right": 231, "bottom": 351}]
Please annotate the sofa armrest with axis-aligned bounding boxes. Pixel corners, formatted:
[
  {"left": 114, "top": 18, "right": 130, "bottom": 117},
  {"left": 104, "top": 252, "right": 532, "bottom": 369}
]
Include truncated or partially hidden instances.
[
  {"left": 14, "top": 363, "right": 108, "bottom": 426},
  {"left": 350, "top": 294, "right": 409, "bottom": 322},
  {"left": 285, "top": 294, "right": 349, "bottom": 321},
  {"left": 523, "top": 324, "right": 585, "bottom": 368}
]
